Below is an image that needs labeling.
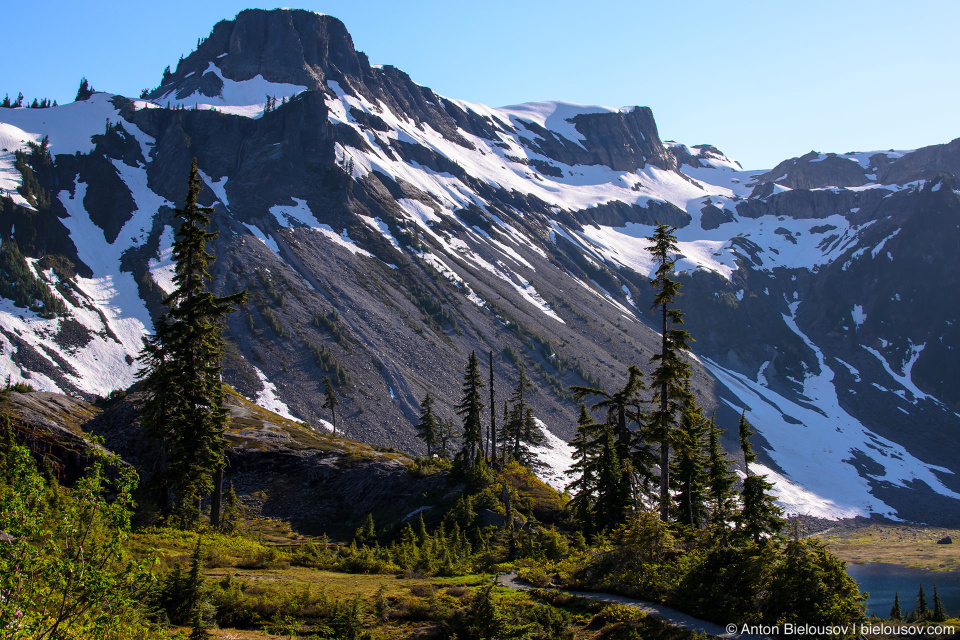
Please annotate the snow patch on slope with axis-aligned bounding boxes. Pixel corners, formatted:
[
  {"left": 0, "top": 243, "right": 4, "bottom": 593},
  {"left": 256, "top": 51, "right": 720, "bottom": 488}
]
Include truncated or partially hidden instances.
[
  {"left": 252, "top": 366, "right": 300, "bottom": 421},
  {"left": 700, "top": 305, "right": 960, "bottom": 520},
  {"left": 156, "top": 62, "right": 308, "bottom": 117},
  {"left": 531, "top": 418, "right": 575, "bottom": 491}
]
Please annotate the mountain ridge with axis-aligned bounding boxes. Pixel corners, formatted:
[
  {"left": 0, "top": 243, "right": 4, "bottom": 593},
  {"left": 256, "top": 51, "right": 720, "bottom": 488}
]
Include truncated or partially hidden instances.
[{"left": 2, "top": 7, "right": 959, "bottom": 524}]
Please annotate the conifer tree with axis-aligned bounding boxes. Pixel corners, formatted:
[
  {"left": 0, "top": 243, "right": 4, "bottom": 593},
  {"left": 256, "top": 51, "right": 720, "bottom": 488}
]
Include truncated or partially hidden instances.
[
  {"left": 322, "top": 376, "right": 339, "bottom": 435},
  {"left": 220, "top": 482, "right": 239, "bottom": 533},
  {"left": 355, "top": 513, "right": 376, "bottom": 545},
  {"left": 705, "top": 415, "right": 737, "bottom": 528},
  {"left": 890, "top": 591, "right": 902, "bottom": 621},
  {"left": 735, "top": 412, "right": 785, "bottom": 543},
  {"left": 455, "top": 351, "right": 485, "bottom": 467},
  {"left": 501, "top": 363, "right": 543, "bottom": 467},
  {"left": 415, "top": 393, "right": 439, "bottom": 457},
  {"left": 917, "top": 583, "right": 930, "bottom": 621},
  {"left": 933, "top": 583, "right": 947, "bottom": 622},
  {"left": 646, "top": 222, "right": 693, "bottom": 521},
  {"left": 75, "top": 78, "right": 93, "bottom": 101},
  {"left": 572, "top": 366, "right": 654, "bottom": 509},
  {"left": 594, "top": 423, "right": 631, "bottom": 531},
  {"left": 437, "top": 417, "right": 459, "bottom": 459},
  {"left": 566, "top": 403, "right": 601, "bottom": 533},
  {"left": 138, "top": 158, "right": 246, "bottom": 526},
  {"left": 670, "top": 388, "right": 709, "bottom": 528}
]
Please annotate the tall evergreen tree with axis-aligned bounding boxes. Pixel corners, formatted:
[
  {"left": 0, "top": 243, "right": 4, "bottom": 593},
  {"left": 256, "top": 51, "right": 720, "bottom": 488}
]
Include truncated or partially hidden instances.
[
  {"left": 572, "top": 365, "right": 654, "bottom": 507},
  {"left": 501, "top": 363, "right": 543, "bottom": 467},
  {"left": 646, "top": 222, "right": 693, "bottom": 521},
  {"left": 917, "top": 583, "right": 930, "bottom": 621},
  {"left": 670, "top": 388, "right": 709, "bottom": 528},
  {"left": 415, "top": 393, "right": 439, "bottom": 457},
  {"left": 735, "top": 412, "right": 785, "bottom": 544},
  {"left": 322, "top": 376, "right": 339, "bottom": 435},
  {"left": 566, "top": 402, "right": 599, "bottom": 534},
  {"left": 890, "top": 591, "right": 902, "bottom": 621},
  {"left": 594, "top": 424, "right": 631, "bottom": 531},
  {"left": 566, "top": 403, "right": 601, "bottom": 534},
  {"left": 138, "top": 158, "right": 246, "bottom": 526},
  {"left": 455, "top": 351, "right": 485, "bottom": 467},
  {"left": 705, "top": 415, "right": 737, "bottom": 528},
  {"left": 932, "top": 583, "right": 947, "bottom": 622},
  {"left": 75, "top": 78, "right": 93, "bottom": 101}
]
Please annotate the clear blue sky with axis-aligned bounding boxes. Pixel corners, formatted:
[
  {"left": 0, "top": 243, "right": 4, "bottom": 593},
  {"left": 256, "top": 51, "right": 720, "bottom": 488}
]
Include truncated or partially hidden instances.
[{"left": 5, "top": 1, "right": 958, "bottom": 169}]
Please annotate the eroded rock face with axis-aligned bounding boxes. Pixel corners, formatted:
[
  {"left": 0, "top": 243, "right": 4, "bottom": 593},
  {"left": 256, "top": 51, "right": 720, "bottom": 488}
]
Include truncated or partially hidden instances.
[
  {"left": 570, "top": 199, "right": 691, "bottom": 228},
  {"left": 84, "top": 389, "right": 448, "bottom": 535},
  {"left": 3, "top": 392, "right": 103, "bottom": 485},
  {"left": 754, "top": 151, "right": 870, "bottom": 189},
  {"left": 149, "top": 10, "right": 367, "bottom": 96},
  {"left": 877, "top": 138, "right": 960, "bottom": 184}
]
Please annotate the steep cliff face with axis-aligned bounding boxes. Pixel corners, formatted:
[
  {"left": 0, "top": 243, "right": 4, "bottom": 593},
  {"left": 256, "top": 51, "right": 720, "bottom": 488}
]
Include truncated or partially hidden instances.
[{"left": 2, "top": 8, "right": 960, "bottom": 523}]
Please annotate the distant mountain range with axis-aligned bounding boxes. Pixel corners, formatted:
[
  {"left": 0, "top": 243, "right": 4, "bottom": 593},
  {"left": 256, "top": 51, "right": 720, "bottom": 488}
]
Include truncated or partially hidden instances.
[{"left": 1, "top": 8, "right": 959, "bottom": 523}]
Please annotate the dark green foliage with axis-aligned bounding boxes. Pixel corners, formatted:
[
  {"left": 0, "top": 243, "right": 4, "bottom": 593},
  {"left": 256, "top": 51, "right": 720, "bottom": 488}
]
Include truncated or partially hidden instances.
[
  {"left": 646, "top": 222, "right": 693, "bottom": 521},
  {"left": 313, "top": 309, "right": 347, "bottom": 344},
  {"left": 254, "top": 268, "right": 285, "bottom": 307},
  {"left": 570, "top": 366, "right": 652, "bottom": 530},
  {"left": 594, "top": 425, "right": 632, "bottom": 532},
  {"left": 501, "top": 363, "right": 544, "bottom": 468},
  {"left": 455, "top": 351, "right": 485, "bottom": 468},
  {"left": 671, "top": 536, "right": 865, "bottom": 629},
  {"left": 220, "top": 483, "right": 239, "bottom": 533},
  {"left": 452, "top": 584, "right": 502, "bottom": 640},
  {"left": 258, "top": 306, "right": 289, "bottom": 338},
  {"left": 330, "top": 593, "right": 366, "bottom": 640},
  {"left": 13, "top": 137, "right": 53, "bottom": 211},
  {"left": 76, "top": 77, "right": 94, "bottom": 101},
  {"left": 705, "top": 417, "right": 737, "bottom": 528},
  {"left": 566, "top": 404, "right": 601, "bottom": 534},
  {"left": 157, "top": 539, "right": 209, "bottom": 630},
  {"left": 890, "top": 591, "right": 902, "bottom": 620},
  {"left": 933, "top": 583, "right": 947, "bottom": 622},
  {"left": 735, "top": 413, "right": 785, "bottom": 544},
  {"left": 322, "top": 376, "right": 339, "bottom": 435},
  {"left": 415, "top": 393, "right": 439, "bottom": 457},
  {"left": 917, "top": 583, "right": 930, "bottom": 621},
  {"left": 0, "top": 237, "right": 67, "bottom": 318},
  {"left": 137, "top": 158, "right": 246, "bottom": 525},
  {"left": 409, "top": 282, "right": 458, "bottom": 330},
  {"left": 354, "top": 513, "right": 376, "bottom": 545},
  {"left": 308, "top": 342, "right": 349, "bottom": 386},
  {"left": 670, "top": 391, "right": 709, "bottom": 529},
  {"left": 765, "top": 538, "right": 866, "bottom": 629}
]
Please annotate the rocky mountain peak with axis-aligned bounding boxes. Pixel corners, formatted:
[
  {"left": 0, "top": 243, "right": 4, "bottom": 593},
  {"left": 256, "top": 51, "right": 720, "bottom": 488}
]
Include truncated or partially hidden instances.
[{"left": 148, "top": 9, "right": 371, "bottom": 101}]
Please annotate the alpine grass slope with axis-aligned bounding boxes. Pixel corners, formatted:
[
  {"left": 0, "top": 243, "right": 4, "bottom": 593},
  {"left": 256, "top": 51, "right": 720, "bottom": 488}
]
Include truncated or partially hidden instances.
[{"left": 1, "top": 8, "right": 959, "bottom": 523}]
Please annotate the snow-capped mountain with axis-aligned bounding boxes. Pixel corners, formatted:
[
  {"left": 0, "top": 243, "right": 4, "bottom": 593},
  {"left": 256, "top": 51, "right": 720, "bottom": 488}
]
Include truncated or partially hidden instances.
[{"left": 2, "top": 8, "right": 959, "bottom": 523}]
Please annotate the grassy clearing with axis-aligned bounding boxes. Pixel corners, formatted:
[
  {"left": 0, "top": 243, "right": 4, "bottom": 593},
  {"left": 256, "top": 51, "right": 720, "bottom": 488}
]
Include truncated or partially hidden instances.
[{"left": 814, "top": 523, "right": 960, "bottom": 571}]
